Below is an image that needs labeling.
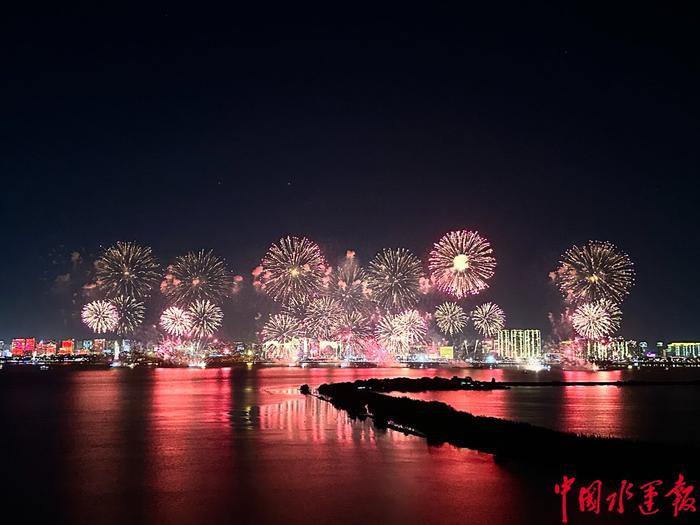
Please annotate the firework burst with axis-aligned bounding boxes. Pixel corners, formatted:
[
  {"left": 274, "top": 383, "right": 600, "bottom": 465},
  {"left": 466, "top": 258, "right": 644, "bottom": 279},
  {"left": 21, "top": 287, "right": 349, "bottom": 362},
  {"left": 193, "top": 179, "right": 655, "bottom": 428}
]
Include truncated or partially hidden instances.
[
  {"left": 82, "top": 300, "right": 119, "bottom": 334},
  {"left": 331, "top": 251, "right": 370, "bottom": 311},
  {"left": 335, "top": 310, "right": 373, "bottom": 344},
  {"left": 471, "top": 302, "right": 506, "bottom": 338},
  {"left": 261, "top": 314, "right": 303, "bottom": 345},
  {"left": 255, "top": 236, "right": 328, "bottom": 305},
  {"left": 164, "top": 250, "right": 232, "bottom": 305},
  {"left": 187, "top": 300, "right": 223, "bottom": 339},
  {"left": 376, "top": 309, "right": 427, "bottom": 356},
  {"left": 366, "top": 248, "right": 423, "bottom": 311},
  {"left": 434, "top": 302, "right": 468, "bottom": 336},
  {"left": 572, "top": 300, "right": 622, "bottom": 339},
  {"left": 95, "top": 241, "right": 160, "bottom": 299},
  {"left": 160, "top": 306, "right": 193, "bottom": 337},
  {"left": 429, "top": 230, "right": 496, "bottom": 299},
  {"left": 554, "top": 240, "right": 634, "bottom": 304},
  {"left": 305, "top": 296, "right": 343, "bottom": 340},
  {"left": 112, "top": 295, "right": 145, "bottom": 336}
]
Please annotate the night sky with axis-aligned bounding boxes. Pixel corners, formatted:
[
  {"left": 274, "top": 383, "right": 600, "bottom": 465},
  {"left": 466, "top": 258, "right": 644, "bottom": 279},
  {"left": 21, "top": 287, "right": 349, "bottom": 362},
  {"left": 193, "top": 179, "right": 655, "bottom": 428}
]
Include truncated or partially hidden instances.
[{"left": 2, "top": 5, "right": 698, "bottom": 343}]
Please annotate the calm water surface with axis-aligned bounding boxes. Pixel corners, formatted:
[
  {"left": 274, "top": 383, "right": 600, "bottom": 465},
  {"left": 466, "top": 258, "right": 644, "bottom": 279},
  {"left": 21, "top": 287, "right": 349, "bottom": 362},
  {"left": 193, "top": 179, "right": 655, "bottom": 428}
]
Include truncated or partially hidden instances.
[{"left": 1, "top": 366, "right": 698, "bottom": 525}]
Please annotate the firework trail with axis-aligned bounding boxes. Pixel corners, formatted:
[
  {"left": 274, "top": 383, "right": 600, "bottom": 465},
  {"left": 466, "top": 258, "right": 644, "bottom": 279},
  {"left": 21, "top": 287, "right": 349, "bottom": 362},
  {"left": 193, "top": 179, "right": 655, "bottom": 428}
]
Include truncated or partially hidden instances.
[
  {"left": 255, "top": 236, "right": 328, "bottom": 305},
  {"left": 429, "top": 230, "right": 496, "bottom": 299},
  {"left": 366, "top": 248, "right": 423, "bottom": 311},
  {"left": 554, "top": 240, "right": 634, "bottom": 304},
  {"left": 471, "top": 302, "right": 506, "bottom": 338},
  {"left": 82, "top": 300, "right": 119, "bottom": 334},
  {"left": 163, "top": 250, "right": 232, "bottom": 305},
  {"left": 95, "top": 241, "right": 160, "bottom": 299}
]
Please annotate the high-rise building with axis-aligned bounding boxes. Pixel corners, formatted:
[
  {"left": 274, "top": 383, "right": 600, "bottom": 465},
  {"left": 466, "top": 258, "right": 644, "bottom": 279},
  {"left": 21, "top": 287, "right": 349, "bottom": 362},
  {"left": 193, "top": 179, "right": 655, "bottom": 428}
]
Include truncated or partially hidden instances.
[
  {"left": 497, "top": 329, "right": 542, "bottom": 359},
  {"left": 667, "top": 342, "right": 700, "bottom": 358}
]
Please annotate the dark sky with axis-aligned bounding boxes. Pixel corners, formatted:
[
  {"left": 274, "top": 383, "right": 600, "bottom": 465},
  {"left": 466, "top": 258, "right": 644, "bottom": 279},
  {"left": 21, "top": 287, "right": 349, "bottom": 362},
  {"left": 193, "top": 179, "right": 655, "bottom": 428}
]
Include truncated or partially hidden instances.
[{"left": 1, "top": 4, "right": 698, "bottom": 343}]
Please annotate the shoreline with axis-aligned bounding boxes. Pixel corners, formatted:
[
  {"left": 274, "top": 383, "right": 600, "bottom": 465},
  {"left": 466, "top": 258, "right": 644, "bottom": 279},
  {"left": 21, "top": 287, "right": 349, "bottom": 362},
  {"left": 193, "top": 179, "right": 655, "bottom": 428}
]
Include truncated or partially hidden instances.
[{"left": 308, "top": 377, "right": 700, "bottom": 476}]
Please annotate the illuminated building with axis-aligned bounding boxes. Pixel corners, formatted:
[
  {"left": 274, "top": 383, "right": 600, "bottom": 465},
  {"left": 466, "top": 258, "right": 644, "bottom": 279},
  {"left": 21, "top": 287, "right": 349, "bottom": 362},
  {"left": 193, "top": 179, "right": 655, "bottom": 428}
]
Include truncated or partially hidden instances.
[
  {"left": 439, "top": 346, "right": 454, "bottom": 359},
  {"left": 121, "top": 339, "right": 132, "bottom": 354},
  {"left": 94, "top": 339, "right": 106, "bottom": 353},
  {"left": 667, "top": 342, "right": 700, "bottom": 358},
  {"left": 585, "top": 337, "right": 632, "bottom": 361},
  {"left": 11, "top": 338, "right": 35, "bottom": 356},
  {"left": 59, "top": 340, "right": 75, "bottom": 355},
  {"left": 76, "top": 339, "right": 94, "bottom": 355},
  {"left": 656, "top": 341, "right": 665, "bottom": 354},
  {"left": 36, "top": 340, "right": 57, "bottom": 355},
  {"left": 639, "top": 341, "right": 650, "bottom": 356},
  {"left": 496, "top": 329, "right": 541, "bottom": 359}
]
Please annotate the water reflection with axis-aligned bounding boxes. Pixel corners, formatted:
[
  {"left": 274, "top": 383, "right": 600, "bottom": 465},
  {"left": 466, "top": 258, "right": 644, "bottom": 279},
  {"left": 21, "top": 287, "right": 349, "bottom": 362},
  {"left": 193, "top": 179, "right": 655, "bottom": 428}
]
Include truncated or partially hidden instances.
[{"left": 1, "top": 366, "right": 698, "bottom": 525}]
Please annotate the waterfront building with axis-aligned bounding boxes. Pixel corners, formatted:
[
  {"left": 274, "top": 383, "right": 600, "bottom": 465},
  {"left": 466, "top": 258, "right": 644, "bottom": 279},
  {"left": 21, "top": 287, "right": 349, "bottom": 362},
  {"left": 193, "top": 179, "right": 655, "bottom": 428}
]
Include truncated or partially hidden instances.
[
  {"left": 76, "top": 340, "right": 94, "bottom": 354},
  {"left": 667, "top": 342, "right": 700, "bottom": 358},
  {"left": 656, "top": 341, "right": 665, "bottom": 355},
  {"left": 36, "top": 340, "right": 57, "bottom": 355},
  {"left": 438, "top": 346, "right": 454, "bottom": 359},
  {"left": 11, "top": 338, "right": 35, "bottom": 356},
  {"left": 585, "top": 337, "right": 632, "bottom": 361},
  {"left": 94, "top": 339, "right": 106, "bottom": 353},
  {"left": 639, "top": 341, "right": 650, "bottom": 356},
  {"left": 497, "top": 329, "right": 542, "bottom": 359},
  {"left": 59, "top": 340, "right": 75, "bottom": 355}
]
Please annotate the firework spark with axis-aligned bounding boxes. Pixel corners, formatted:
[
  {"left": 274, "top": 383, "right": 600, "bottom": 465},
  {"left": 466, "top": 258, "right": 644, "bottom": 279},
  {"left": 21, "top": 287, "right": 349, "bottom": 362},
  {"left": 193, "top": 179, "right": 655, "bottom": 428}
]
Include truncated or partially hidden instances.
[
  {"left": 187, "top": 300, "right": 223, "bottom": 338},
  {"left": 335, "top": 310, "right": 373, "bottom": 344},
  {"left": 255, "top": 236, "right": 327, "bottom": 305},
  {"left": 95, "top": 241, "right": 160, "bottom": 299},
  {"left": 82, "top": 300, "right": 119, "bottom": 334},
  {"left": 429, "top": 230, "right": 496, "bottom": 299},
  {"left": 554, "top": 240, "right": 634, "bottom": 304},
  {"left": 331, "top": 251, "right": 370, "bottom": 311},
  {"left": 366, "top": 248, "right": 423, "bottom": 311},
  {"left": 164, "top": 250, "right": 232, "bottom": 305},
  {"left": 572, "top": 299, "right": 622, "bottom": 339},
  {"left": 305, "top": 296, "right": 343, "bottom": 340},
  {"left": 471, "top": 302, "right": 506, "bottom": 338},
  {"left": 261, "top": 314, "right": 303, "bottom": 345},
  {"left": 160, "top": 306, "right": 193, "bottom": 337},
  {"left": 112, "top": 295, "right": 145, "bottom": 336},
  {"left": 376, "top": 309, "right": 427, "bottom": 356},
  {"left": 434, "top": 302, "right": 468, "bottom": 336}
]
